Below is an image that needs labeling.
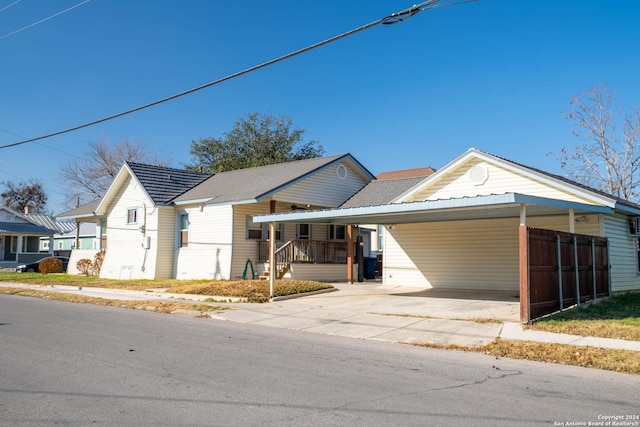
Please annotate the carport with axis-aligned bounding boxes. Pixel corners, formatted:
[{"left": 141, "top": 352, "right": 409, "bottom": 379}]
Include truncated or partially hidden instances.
[{"left": 253, "top": 192, "right": 612, "bottom": 323}]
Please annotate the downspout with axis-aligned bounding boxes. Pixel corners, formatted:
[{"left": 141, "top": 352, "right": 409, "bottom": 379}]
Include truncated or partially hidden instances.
[{"left": 141, "top": 203, "right": 148, "bottom": 272}]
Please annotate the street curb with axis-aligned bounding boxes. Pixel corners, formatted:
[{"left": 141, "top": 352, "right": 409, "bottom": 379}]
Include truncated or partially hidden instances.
[{"left": 270, "top": 287, "right": 338, "bottom": 302}]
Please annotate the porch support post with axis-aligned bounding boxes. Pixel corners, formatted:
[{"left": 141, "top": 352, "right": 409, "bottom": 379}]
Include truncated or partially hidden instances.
[
  {"left": 75, "top": 219, "right": 80, "bottom": 250},
  {"left": 569, "top": 208, "right": 575, "bottom": 233},
  {"left": 269, "top": 221, "right": 276, "bottom": 298},
  {"left": 519, "top": 204, "right": 530, "bottom": 323},
  {"left": 347, "top": 224, "right": 354, "bottom": 284}
]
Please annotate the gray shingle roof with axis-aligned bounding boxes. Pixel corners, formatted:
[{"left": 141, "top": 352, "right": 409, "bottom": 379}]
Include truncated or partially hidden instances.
[
  {"left": 174, "top": 154, "right": 365, "bottom": 204},
  {"left": 56, "top": 199, "right": 101, "bottom": 219},
  {"left": 340, "top": 176, "right": 427, "bottom": 208},
  {"left": 0, "top": 222, "right": 56, "bottom": 234},
  {"left": 127, "top": 162, "right": 212, "bottom": 205}
]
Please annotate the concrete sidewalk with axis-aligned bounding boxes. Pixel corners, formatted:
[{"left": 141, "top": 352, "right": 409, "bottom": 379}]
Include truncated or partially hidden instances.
[{"left": 3, "top": 282, "right": 640, "bottom": 351}]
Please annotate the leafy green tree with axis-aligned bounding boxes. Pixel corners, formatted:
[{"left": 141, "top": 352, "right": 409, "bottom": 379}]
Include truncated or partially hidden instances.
[
  {"left": 1, "top": 179, "right": 48, "bottom": 214},
  {"left": 187, "top": 113, "right": 325, "bottom": 173}
]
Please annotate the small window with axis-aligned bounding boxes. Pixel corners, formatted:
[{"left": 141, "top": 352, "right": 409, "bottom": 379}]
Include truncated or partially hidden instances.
[
  {"left": 127, "top": 208, "right": 138, "bottom": 224},
  {"left": 58, "top": 241, "right": 64, "bottom": 250},
  {"left": 179, "top": 213, "right": 189, "bottom": 247},
  {"left": 42, "top": 240, "right": 50, "bottom": 251},
  {"left": 297, "top": 224, "right": 311, "bottom": 240},
  {"left": 247, "top": 216, "right": 263, "bottom": 240},
  {"left": 327, "top": 225, "right": 346, "bottom": 241}
]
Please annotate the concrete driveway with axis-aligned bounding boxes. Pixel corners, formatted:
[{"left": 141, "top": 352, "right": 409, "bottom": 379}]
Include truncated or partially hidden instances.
[{"left": 214, "top": 282, "right": 520, "bottom": 346}]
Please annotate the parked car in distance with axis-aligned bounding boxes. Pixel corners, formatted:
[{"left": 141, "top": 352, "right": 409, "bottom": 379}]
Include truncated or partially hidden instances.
[{"left": 15, "top": 256, "right": 69, "bottom": 273}]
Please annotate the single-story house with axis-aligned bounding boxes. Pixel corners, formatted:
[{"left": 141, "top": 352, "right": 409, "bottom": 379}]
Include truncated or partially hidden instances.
[
  {"left": 253, "top": 148, "right": 640, "bottom": 321},
  {"left": 57, "top": 154, "right": 375, "bottom": 281},
  {"left": 0, "top": 206, "right": 57, "bottom": 268}
]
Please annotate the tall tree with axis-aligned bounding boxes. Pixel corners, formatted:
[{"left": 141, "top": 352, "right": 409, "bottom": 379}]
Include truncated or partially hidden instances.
[
  {"left": 555, "top": 85, "right": 640, "bottom": 200},
  {"left": 1, "top": 179, "right": 47, "bottom": 214},
  {"left": 187, "top": 113, "right": 325, "bottom": 173},
  {"left": 59, "top": 138, "right": 165, "bottom": 207}
]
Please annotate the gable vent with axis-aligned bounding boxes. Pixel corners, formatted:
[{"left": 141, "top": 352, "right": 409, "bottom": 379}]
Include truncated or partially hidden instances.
[{"left": 469, "top": 164, "right": 489, "bottom": 186}]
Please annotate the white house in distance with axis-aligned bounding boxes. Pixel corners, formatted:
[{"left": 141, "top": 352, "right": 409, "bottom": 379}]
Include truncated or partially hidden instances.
[
  {"left": 254, "top": 149, "right": 640, "bottom": 322},
  {"left": 58, "top": 154, "right": 374, "bottom": 281},
  {"left": 0, "top": 206, "right": 57, "bottom": 268}
]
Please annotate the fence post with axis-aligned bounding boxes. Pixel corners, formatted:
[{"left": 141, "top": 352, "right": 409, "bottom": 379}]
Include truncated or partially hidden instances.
[
  {"left": 607, "top": 240, "right": 612, "bottom": 296},
  {"left": 573, "top": 236, "right": 580, "bottom": 307},
  {"left": 557, "top": 235, "right": 563, "bottom": 312},
  {"left": 591, "top": 238, "right": 596, "bottom": 301},
  {"left": 519, "top": 225, "right": 530, "bottom": 323}
]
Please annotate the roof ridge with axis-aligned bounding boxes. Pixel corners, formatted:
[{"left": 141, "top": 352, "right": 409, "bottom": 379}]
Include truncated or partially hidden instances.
[{"left": 126, "top": 161, "right": 212, "bottom": 177}]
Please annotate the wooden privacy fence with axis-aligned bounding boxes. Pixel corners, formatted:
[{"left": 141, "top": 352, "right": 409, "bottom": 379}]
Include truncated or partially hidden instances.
[{"left": 522, "top": 227, "right": 610, "bottom": 322}]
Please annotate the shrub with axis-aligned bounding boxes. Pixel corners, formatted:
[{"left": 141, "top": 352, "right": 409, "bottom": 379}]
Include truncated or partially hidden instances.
[
  {"left": 76, "top": 258, "right": 93, "bottom": 276},
  {"left": 92, "top": 250, "right": 105, "bottom": 275},
  {"left": 39, "top": 257, "right": 63, "bottom": 275}
]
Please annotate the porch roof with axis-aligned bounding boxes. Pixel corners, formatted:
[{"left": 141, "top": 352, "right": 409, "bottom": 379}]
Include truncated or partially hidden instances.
[
  {"left": 252, "top": 193, "right": 613, "bottom": 225},
  {"left": 0, "top": 222, "right": 57, "bottom": 235}
]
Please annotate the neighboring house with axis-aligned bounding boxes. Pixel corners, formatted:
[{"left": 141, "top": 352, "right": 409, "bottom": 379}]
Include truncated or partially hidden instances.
[
  {"left": 0, "top": 206, "right": 57, "bottom": 268},
  {"left": 26, "top": 214, "right": 96, "bottom": 252},
  {"left": 57, "top": 154, "right": 374, "bottom": 281},
  {"left": 253, "top": 148, "right": 640, "bottom": 321}
]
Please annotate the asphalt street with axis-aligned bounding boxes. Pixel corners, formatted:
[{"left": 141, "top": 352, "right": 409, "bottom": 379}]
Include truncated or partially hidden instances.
[{"left": 0, "top": 295, "right": 638, "bottom": 426}]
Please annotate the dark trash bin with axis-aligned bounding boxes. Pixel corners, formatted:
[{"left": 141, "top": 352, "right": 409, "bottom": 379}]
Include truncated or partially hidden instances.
[{"left": 364, "top": 257, "right": 377, "bottom": 279}]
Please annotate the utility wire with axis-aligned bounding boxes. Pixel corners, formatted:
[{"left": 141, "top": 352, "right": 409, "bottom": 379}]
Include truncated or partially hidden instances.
[
  {"left": 0, "top": 0, "right": 22, "bottom": 14},
  {"left": 0, "top": 0, "right": 91, "bottom": 40},
  {"left": 0, "top": 0, "right": 476, "bottom": 150}
]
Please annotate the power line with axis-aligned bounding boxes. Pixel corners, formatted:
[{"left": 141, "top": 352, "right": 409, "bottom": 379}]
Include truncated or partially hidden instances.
[
  {"left": 0, "top": 0, "right": 91, "bottom": 40},
  {"left": 0, "top": 0, "right": 22, "bottom": 14},
  {"left": 0, "top": 0, "right": 476, "bottom": 150}
]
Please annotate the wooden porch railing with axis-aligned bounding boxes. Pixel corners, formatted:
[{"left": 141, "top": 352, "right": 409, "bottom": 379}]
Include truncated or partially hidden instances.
[{"left": 258, "top": 240, "right": 347, "bottom": 264}]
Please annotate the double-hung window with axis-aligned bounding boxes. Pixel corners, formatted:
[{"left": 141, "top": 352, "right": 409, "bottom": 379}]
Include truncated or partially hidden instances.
[
  {"left": 126, "top": 208, "right": 138, "bottom": 224},
  {"left": 179, "top": 213, "right": 189, "bottom": 247}
]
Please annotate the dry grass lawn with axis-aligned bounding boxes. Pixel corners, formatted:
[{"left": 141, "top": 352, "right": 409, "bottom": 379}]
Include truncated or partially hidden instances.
[
  {"left": 0, "top": 286, "right": 228, "bottom": 315},
  {"left": 417, "top": 338, "right": 640, "bottom": 375}
]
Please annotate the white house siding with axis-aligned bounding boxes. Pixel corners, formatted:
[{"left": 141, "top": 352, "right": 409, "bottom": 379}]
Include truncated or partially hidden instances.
[
  {"left": 174, "top": 204, "right": 233, "bottom": 280},
  {"left": 407, "top": 158, "right": 600, "bottom": 205},
  {"left": 100, "top": 176, "right": 159, "bottom": 280},
  {"left": 274, "top": 161, "right": 370, "bottom": 208},
  {"left": 154, "top": 207, "right": 176, "bottom": 278},
  {"left": 286, "top": 263, "right": 347, "bottom": 282},
  {"left": 604, "top": 213, "right": 640, "bottom": 293},
  {"left": 383, "top": 218, "right": 520, "bottom": 290},
  {"left": 382, "top": 214, "right": 604, "bottom": 291}
]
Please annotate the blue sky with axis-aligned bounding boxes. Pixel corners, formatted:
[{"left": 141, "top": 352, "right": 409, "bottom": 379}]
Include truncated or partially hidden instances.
[{"left": 1, "top": 0, "right": 640, "bottom": 213}]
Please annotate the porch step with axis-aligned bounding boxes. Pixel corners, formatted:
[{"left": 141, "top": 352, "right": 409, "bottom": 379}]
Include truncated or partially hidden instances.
[{"left": 259, "top": 263, "right": 291, "bottom": 280}]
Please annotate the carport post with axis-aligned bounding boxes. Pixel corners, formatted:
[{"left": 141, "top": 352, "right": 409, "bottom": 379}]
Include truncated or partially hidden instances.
[
  {"left": 518, "top": 204, "right": 530, "bottom": 323},
  {"left": 347, "top": 224, "right": 354, "bottom": 284},
  {"left": 269, "top": 221, "right": 276, "bottom": 298}
]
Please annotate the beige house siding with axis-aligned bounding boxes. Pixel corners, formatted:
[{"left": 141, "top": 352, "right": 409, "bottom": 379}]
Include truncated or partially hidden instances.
[
  {"left": 274, "top": 161, "right": 370, "bottom": 207},
  {"left": 407, "top": 158, "right": 600, "bottom": 205},
  {"left": 382, "top": 214, "right": 605, "bottom": 290},
  {"left": 231, "top": 202, "right": 271, "bottom": 279},
  {"left": 604, "top": 213, "right": 640, "bottom": 293},
  {"left": 100, "top": 176, "right": 158, "bottom": 280},
  {"left": 174, "top": 204, "right": 233, "bottom": 280},
  {"left": 155, "top": 207, "right": 176, "bottom": 278}
]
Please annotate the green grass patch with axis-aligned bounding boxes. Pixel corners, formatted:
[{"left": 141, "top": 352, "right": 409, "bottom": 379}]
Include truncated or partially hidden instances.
[
  {"left": 416, "top": 338, "right": 640, "bottom": 375},
  {"left": 529, "top": 292, "right": 640, "bottom": 341}
]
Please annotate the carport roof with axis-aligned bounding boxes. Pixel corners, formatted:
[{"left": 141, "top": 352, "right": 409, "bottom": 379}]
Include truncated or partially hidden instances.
[{"left": 252, "top": 192, "right": 613, "bottom": 225}]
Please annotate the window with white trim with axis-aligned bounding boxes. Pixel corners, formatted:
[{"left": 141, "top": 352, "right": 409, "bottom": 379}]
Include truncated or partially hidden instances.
[
  {"left": 327, "top": 225, "right": 346, "bottom": 241},
  {"left": 246, "top": 216, "right": 284, "bottom": 240},
  {"left": 179, "top": 213, "right": 189, "bottom": 248},
  {"left": 126, "top": 208, "right": 138, "bottom": 224},
  {"left": 297, "top": 224, "right": 311, "bottom": 240}
]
